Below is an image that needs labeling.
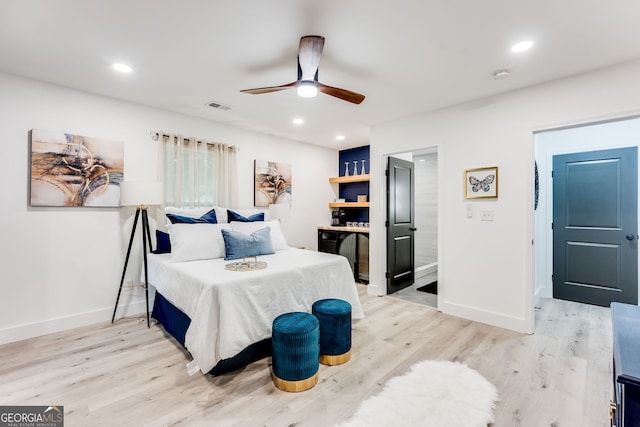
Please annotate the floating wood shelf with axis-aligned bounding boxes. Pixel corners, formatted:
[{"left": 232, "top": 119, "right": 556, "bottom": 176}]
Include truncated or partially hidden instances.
[
  {"left": 329, "top": 174, "right": 370, "bottom": 184},
  {"left": 328, "top": 202, "right": 370, "bottom": 208}
]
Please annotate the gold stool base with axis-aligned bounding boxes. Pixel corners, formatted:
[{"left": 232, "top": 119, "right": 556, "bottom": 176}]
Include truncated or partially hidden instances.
[
  {"left": 272, "top": 372, "right": 319, "bottom": 392},
  {"left": 320, "top": 349, "right": 351, "bottom": 366}
]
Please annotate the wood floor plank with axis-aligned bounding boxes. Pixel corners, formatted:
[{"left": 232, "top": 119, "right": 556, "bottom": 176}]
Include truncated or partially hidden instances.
[{"left": 0, "top": 285, "right": 613, "bottom": 426}]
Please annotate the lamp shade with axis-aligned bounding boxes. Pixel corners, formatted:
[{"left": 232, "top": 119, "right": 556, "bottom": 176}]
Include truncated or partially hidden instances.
[{"left": 119, "top": 181, "right": 163, "bottom": 207}]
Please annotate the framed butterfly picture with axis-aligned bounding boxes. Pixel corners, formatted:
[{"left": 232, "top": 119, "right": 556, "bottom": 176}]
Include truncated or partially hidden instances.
[{"left": 464, "top": 166, "right": 498, "bottom": 199}]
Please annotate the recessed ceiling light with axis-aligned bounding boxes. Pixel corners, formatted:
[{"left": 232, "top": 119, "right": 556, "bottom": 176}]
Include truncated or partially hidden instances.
[
  {"left": 511, "top": 40, "right": 533, "bottom": 53},
  {"left": 112, "top": 63, "right": 132, "bottom": 73},
  {"left": 336, "top": 135, "right": 345, "bottom": 140},
  {"left": 292, "top": 118, "right": 304, "bottom": 125}
]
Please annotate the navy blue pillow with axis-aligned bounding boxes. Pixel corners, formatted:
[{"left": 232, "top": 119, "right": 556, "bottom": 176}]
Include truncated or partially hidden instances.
[
  {"left": 221, "top": 227, "right": 274, "bottom": 260},
  {"left": 227, "top": 209, "right": 264, "bottom": 222},
  {"left": 166, "top": 208, "right": 218, "bottom": 224},
  {"left": 153, "top": 230, "right": 172, "bottom": 254}
]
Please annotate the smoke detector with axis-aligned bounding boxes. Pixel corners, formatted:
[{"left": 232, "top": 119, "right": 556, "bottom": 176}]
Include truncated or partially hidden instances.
[{"left": 492, "top": 69, "right": 510, "bottom": 80}]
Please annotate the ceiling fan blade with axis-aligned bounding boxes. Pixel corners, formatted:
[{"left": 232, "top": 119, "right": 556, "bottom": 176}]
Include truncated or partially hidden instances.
[
  {"left": 241, "top": 36, "right": 365, "bottom": 105},
  {"left": 317, "top": 82, "right": 365, "bottom": 104},
  {"left": 240, "top": 81, "right": 297, "bottom": 95},
  {"left": 298, "top": 36, "right": 325, "bottom": 81}
]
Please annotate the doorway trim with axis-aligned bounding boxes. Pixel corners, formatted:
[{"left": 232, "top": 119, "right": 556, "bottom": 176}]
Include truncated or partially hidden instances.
[
  {"left": 534, "top": 116, "right": 640, "bottom": 301},
  {"left": 376, "top": 146, "right": 440, "bottom": 309}
]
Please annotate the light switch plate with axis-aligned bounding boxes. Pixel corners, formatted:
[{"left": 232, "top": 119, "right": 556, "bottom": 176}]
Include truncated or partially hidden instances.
[{"left": 480, "top": 210, "right": 494, "bottom": 221}]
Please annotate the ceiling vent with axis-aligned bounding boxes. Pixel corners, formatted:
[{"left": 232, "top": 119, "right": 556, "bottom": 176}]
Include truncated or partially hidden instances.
[{"left": 207, "top": 101, "right": 231, "bottom": 111}]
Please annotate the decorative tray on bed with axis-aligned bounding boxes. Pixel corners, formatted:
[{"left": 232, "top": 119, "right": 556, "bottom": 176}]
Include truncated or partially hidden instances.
[{"left": 224, "top": 256, "right": 267, "bottom": 272}]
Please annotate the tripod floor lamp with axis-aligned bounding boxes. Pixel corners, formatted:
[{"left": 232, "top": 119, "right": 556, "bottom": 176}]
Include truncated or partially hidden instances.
[{"left": 112, "top": 181, "right": 163, "bottom": 327}]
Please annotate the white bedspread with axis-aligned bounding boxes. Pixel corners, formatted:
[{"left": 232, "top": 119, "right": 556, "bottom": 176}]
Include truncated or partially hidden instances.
[{"left": 147, "top": 248, "right": 364, "bottom": 373}]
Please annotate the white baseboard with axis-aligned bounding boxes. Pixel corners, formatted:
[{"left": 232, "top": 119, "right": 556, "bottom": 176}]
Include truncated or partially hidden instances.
[
  {"left": 415, "top": 263, "right": 438, "bottom": 279},
  {"left": 366, "top": 281, "right": 385, "bottom": 296},
  {"left": 0, "top": 300, "right": 148, "bottom": 345},
  {"left": 439, "top": 300, "right": 533, "bottom": 334}
]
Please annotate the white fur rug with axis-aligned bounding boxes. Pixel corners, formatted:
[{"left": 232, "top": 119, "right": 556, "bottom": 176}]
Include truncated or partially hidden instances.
[{"left": 338, "top": 360, "right": 499, "bottom": 427}]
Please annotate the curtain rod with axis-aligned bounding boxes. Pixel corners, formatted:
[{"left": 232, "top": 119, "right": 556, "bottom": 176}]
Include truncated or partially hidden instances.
[{"left": 150, "top": 131, "right": 237, "bottom": 152}]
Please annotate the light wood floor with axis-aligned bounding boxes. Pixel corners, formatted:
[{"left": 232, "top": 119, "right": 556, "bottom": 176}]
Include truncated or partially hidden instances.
[
  {"left": 0, "top": 285, "right": 613, "bottom": 427},
  {"left": 390, "top": 272, "right": 438, "bottom": 308}
]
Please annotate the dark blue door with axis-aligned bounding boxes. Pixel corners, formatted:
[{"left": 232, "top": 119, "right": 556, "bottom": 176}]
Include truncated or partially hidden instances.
[{"left": 553, "top": 147, "right": 638, "bottom": 306}]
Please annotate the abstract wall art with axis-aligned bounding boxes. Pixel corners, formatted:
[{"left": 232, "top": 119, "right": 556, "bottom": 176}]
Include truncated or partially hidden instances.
[
  {"left": 29, "top": 129, "right": 124, "bottom": 207},
  {"left": 254, "top": 160, "right": 292, "bottom": 207}
]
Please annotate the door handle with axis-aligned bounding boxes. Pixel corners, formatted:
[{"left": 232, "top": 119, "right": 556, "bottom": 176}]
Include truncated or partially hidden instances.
[
  {"left": 409, "top": 227, "right": 417, "bottom": 231},
  {"left": 626, "top": 234, "right": 639, "bottom": 241}
]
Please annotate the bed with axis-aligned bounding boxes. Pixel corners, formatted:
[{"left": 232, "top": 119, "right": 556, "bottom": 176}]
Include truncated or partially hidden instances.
[{"left": 146, "top": 206, "right": 364, "bottom": 375}]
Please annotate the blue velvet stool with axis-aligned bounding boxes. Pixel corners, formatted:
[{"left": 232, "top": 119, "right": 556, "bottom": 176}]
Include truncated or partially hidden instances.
[
  {"left": 271, "top": 312, "right": 320, "bottom": 392},
  {"left": 312, "top": 299, "right": 352, "bottom": 365}
]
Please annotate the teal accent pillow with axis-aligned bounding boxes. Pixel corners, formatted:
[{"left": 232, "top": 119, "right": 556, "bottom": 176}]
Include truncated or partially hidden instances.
[
  {"left": 227, "top": 209, "right": 264, "bottom": 222},
  {"left": 221, "top": 227, "right": 274, "bottom": 260},
  {"left": 167, "top": 208, "right": 218, "bottom": 224}
]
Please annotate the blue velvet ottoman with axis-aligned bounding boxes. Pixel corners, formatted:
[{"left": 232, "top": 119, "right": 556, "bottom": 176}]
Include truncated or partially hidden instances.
[
  {"left": 271, "top": 311, "right": 320, "bottom": 392},
  {"left": 312, "top": 299, "right": 352, "bottom": 365}
]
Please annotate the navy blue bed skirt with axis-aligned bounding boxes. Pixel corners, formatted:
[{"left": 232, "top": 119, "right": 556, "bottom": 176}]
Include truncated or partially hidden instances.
[{"left": 151, "top": 292, "right": 271, "bottom": 376}]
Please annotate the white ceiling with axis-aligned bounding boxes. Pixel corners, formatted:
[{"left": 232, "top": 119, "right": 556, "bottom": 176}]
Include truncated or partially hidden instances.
[{"left": 2, "top": 1, "right": 640, "bottom": 149}]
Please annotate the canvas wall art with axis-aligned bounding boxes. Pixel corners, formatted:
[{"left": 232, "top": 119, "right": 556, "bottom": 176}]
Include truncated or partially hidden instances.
[
  {"left": 30, "top": 129, "right": 124, "bottom": 207},
  {"left": 254, "top": 160, "right": 292, "bottom": 207}
]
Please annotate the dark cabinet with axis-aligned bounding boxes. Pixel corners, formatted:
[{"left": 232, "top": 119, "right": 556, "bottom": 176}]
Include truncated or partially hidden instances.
[
  {"left": 611, "top": 302, "right": 640, "bottom": 426},
  {"left": 318, "top": 229, "right": 369, "bottom": 283}
]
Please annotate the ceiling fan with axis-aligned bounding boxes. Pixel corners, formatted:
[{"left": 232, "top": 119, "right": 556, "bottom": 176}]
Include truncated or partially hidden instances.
[{"left": 240, "top": 35, "right": 365, "bottom": 105}]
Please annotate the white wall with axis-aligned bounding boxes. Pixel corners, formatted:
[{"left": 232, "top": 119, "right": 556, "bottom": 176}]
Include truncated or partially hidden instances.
[
  {"left": 534, "top": 117, "right": 640, "bottom": 298},
  {"left": 414, "top": 152, "right": 438, "bottom": 266},
  {"left": 0, "top": 72, "right": 337, "bottom": 344},
  {"left": 369, "top": 59, "right": 640, "bottom": 333}
]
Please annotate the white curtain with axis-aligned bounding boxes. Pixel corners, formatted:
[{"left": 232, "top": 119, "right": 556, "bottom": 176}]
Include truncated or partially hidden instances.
[{"left": 159, "top": 133, "right": 237, "bottom": 208}]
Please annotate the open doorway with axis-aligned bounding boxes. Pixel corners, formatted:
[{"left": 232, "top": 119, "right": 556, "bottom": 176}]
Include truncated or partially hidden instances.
[
  {"left": 534, "top": 116, "right": 640, "bottom": 304},
  {"left": 388, "top": 148, "right": 438, "bottom": 309}
]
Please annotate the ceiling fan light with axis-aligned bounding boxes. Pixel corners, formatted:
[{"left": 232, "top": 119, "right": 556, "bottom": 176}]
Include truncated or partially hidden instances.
[{"left": 297, "top": 81, "right": 318, "bottom": 98}]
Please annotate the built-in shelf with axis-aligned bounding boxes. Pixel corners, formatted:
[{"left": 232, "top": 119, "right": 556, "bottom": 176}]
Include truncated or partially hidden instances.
[
  {"left": 328, "top": 201, "right": 370, "bottom": 208},
  {"left": 328, "top": 173, "right": 370, "bottom": 209},
  {"left": 329, "top": 174, "right": 370, "bottom": 184}
]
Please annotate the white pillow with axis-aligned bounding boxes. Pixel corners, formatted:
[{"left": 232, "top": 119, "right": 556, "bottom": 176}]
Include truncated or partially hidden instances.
[
  {"left": 167, "top": 223, "right": 231, "bottom": 262},
  {"left": 230, "top": 220, "right": 288, "bottom": 251},
  {"left": 164, "top": 206, "right": 229, "bottom": 223},
  {"left": 165, "top": 206, "right": 213, "bottom": 218},
  {"left": 213, "top": 206, "right": 228, "bottom": 223}
]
